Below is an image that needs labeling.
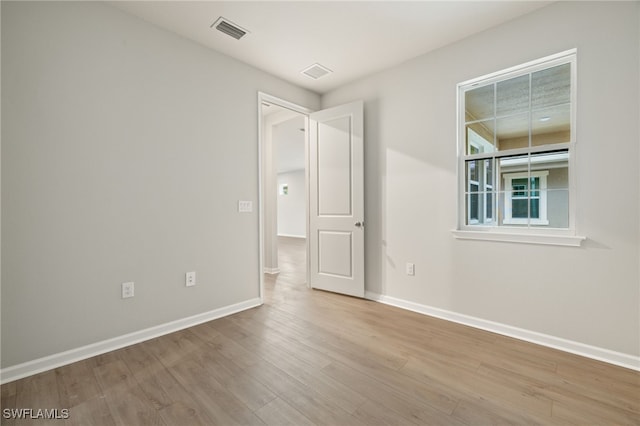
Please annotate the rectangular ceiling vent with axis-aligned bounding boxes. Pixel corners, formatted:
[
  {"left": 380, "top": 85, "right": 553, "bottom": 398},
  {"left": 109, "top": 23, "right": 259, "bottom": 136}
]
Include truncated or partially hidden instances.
[
  {"left": 301, "top": 63, "right": 333, "bottom": 80},
  {"left": 211, "top": 17, "right": 249, "bottom": 40}
]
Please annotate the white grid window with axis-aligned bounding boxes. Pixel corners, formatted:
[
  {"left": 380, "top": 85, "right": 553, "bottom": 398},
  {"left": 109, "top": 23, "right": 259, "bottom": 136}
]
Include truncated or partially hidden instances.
[{"left": 457, "top": 50, "right": 577, "bottom": 235}]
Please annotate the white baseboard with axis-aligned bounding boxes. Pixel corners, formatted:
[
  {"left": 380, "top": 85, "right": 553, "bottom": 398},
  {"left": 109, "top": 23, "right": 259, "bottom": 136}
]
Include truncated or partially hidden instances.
[
  {"left": 0, "top": 298, "right": 262, "bottom": 384},
  {"left": 4, "top": 293, "right": 637, "bottom": 384},
  {"left": 263, "top": 267, "right": 280, "bottom": 274},
  {"left": 277, "top": 234, "right": 306, "bottom": 239},
  {"left": 365, "top": 291, "right": 640, "bottom": 372}
]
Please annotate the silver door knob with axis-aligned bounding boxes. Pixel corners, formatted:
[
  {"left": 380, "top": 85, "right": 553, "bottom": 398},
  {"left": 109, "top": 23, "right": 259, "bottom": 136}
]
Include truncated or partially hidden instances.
[{"left": 355, "top": 221, "right": 364, "bottom": 228}]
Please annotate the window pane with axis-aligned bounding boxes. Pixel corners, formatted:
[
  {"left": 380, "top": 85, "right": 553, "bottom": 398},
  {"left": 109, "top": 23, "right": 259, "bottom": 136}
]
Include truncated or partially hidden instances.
[
  {"left": 485, "top": 192, "right": 493, "bottom": 220},
  {"left": 496, "top": 113, "right": 529, "bottom": 150},
  {"left": 497, "top": 74, "right": 530, "bottom": 116},
  {"left": 465, "top": 84, "right": 494, "bottom": 121},
  {"left": 531, "top": 150, "right": 569, "bottom": 190},
  {"left": 505, "top": 191, "right": 542, "bottom": 222},
  {"left": 466, "top": 121, "right": 495, "bottom": 154},
  {"left": 498, "top": 154, "right": 529, "bottom": 176},
  {"left": 485, "top": 159, "right": 494, "bottom": 186},
  {"left": 531, "top": 63, "right": 571, "bottom": 109},
  {"left": 497, "top": 191, "right": 507, "bottom": 226},
  {"left": 530, "top": 177, "right": 540, "bottom": 196},
  {"left": 533, "top": 151, "right": 568, "bottom": 227},
  {"left": 466, "top": 160, "right": 479, "bottom": 183},
  {"left": 469, "top": 193, "right": 479, "bottom": 222},
  {"left": 466, "top": 158, "right": 494, "bottom": 225},
  {"left": 466, "top": 192, "right": 494, "bottom": 225},
  {"left": 532, "top": 104, "right": 570, "bottom": 146},
  {"left": 512, "top": 178, "right": 528, "bottom": 196},
  {"left": 512, "top": 197, "right": 529, "bottom": 218},
  {"left": 530, "top": 198, "right": 540, "bottom": 219},
  {"left": 547, "top": 189, "right": 569, "bottom": 228}
]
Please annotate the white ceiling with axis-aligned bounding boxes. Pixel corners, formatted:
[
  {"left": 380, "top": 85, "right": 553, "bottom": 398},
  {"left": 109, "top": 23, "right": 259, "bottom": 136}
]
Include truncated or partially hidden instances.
[{"left": 110, "top": 1, "right": 551, "bottom": 94}]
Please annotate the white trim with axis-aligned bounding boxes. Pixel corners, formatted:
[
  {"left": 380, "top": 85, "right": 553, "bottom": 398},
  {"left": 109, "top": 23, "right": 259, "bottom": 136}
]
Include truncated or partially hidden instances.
[
  {"left": 452, "top": 229, "right": 585, "bottom": 247},
  {"left": 263, "top": 267, "right": 281, "bottom": 274},
  {"left": 458, "top": 49, "right": 577, "bottom": 88},
  {"left": 464, "top": 143, "right": 571, "bottom": 162},
  {"left": 277, "top": 233, "right": 306, "bottom": 239},
  {"left": 503, "top": 170, "right": 549, "bottom": 225},
  {"left": 257, "top": 92, "right": 312, "bottom": 303},
  {"left": 0, "top": 298, "right": 262, "bottom": 385},
  {"left": 500, "top": 152, "right": 569, "bottom": 167},
  {"left": 467, "top": 127, "right": 494, "bottom": 154},
  {"left": 365, "top": 292, "right": 639, "bottom": 372},
  {"left": 457, "top": 50, "right": 578, "bottom": 238}
]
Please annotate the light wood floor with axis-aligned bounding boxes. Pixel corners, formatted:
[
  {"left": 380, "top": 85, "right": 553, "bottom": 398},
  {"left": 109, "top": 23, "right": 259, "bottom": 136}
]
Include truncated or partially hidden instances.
[{"left": 2, "top": 236, "right": 639, "bottom": 425}]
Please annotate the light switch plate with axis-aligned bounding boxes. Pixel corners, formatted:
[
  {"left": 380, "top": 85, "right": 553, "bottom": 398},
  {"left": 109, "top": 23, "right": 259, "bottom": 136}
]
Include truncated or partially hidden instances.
[
  {"left": 238, "top": 200, "right": 253, "bottom": 213},
  {"left": 406, "top": 263, "right": 415, "bottom": 276}
]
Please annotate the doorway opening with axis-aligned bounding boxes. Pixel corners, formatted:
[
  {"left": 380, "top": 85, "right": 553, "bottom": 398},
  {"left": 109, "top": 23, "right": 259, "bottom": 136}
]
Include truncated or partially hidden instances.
[
  {"left": 259, "top": 94, "right": 365, "bottom": 301},
  {"left": 258, "top": 93, "right": 311, "bottom": 302}
]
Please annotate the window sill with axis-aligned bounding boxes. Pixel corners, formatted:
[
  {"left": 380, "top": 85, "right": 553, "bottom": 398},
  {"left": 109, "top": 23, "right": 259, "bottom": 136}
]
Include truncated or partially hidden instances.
[{"left": 452, "top": 229, "right": 586, "bottom": 247}]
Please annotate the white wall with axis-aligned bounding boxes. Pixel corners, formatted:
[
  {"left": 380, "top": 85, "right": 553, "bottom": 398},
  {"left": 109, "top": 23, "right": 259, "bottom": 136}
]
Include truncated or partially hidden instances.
[
  {"left": 277, "top": 170, "right": 306, "bottom": 238},
  {"left": 1, "top": 2, "right": 319, "bottom": 368},
  {"left": 274, "top": 115, "right": 306, "bottom": 238},
  {"left": 322, "top": 1, "right": 640, "bottom": 357}
]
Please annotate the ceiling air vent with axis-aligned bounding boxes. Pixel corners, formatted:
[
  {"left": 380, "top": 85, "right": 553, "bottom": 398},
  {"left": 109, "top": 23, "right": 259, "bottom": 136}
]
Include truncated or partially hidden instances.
[
  {"left": 211, "top": 17, "right": 249, "bottom": 40},
  {"left": 301, "top": 63, "right": 333, "bottom": 80}
]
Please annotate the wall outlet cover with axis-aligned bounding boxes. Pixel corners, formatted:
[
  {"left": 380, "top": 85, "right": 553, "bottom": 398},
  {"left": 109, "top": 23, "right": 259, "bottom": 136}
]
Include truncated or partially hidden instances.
[
  {"left": 186, "top": 271, "right": 196, "bottom": 287},
  {"left": 406, "top": 263, "right": 415, "bottom": 276},
  {"left": 122, "top": 282, "right": 135, "bottom": 298}
]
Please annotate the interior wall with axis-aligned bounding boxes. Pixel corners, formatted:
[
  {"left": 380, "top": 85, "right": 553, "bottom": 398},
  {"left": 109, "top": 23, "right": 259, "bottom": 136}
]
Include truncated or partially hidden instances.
[
  {"left": 1, "top": 1, "right": 320, "bottom": 368},
  {"left": 322, "top": 1, "right": 640, "bottom": 356},
  {"left": 277, "top": 170, "right": 306, "bottom": 238},
  {"left": 274, "top": 114, "right": 306, "bottom": 239}
]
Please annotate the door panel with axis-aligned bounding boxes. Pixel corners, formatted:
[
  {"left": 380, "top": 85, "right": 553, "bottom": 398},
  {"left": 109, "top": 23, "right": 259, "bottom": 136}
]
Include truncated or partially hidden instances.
[
  {"left": 318, "top": 117, "right": 352, "bottom": 216},
  {"left": 309, "top": 101, "right": 364, "bottom": 298},
  {"left": 318, "top": 231, "right": 353, "bottom": 277}
]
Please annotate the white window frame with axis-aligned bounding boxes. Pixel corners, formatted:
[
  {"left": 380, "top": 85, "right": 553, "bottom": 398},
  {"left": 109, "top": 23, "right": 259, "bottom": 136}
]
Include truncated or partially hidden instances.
[
  {"left": 453, "top": 49, "right": 585, "bottom": 247},
  {"left": 468, "top": 127, "right": 494, "bottom": 154},
  {"left": 484, "top": 160, "right": 494, "bottom": 224},
  {"left": 503, "top": 171, "right": 548, "bottom": 225},
  {"left": 467, "top": 130, "right": 495, "bottom": 225},
  {"left": 466, "top": 157, "right": 494, "bottom": 226},
  {"left": 467, "top": 166, "right": 480, "bottom": 225}
]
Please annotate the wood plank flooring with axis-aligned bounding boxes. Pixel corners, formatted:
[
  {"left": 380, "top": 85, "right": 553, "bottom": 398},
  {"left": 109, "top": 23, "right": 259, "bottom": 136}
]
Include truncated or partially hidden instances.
[{"left": 2, "top": 236, "right": 639, "bottom": 425}]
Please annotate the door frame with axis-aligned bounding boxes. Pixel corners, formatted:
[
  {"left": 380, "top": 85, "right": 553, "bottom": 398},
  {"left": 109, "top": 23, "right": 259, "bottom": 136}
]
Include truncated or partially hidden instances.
[{"left": 258, "top": 92, "right": 313, "bottom": 303}]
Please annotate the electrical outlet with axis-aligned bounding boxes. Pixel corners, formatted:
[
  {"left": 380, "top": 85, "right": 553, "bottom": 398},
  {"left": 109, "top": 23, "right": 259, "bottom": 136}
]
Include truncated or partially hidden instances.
[
  {"left": 122, "top": 282, "right": 135, "bottom": 299},
  {"left": 186, "top": 271, "right": 196, "bottom": 287},
  {"left": 406, "top": 263, "right": 415, "bottom": 276}
]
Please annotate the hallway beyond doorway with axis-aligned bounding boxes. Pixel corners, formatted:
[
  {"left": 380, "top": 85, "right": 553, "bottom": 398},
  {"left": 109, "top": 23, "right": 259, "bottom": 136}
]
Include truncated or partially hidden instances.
[{"left": 264, "top": 237, "right": 306, "bottom": 292}]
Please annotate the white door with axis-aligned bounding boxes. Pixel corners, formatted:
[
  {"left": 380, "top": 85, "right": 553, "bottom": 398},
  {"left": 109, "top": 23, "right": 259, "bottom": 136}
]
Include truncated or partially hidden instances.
[{"left": 309, "top": 101, "right": 364, "bottom": 298}]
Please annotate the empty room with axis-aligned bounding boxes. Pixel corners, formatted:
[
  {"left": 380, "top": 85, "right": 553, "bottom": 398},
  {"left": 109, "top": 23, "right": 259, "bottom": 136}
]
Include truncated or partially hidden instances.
[{"left": 1, "top": 1, "right": 639, "bottom": 425}]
